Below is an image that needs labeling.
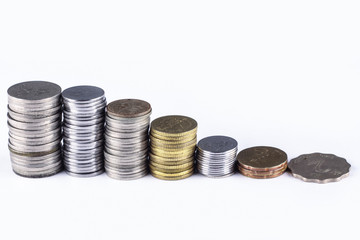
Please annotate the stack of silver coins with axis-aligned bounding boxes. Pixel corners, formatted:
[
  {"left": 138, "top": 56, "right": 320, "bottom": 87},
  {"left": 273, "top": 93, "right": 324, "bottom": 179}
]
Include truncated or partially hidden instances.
[
  {"left": 7, "top": 81, "right": 63, "bottom": 177},
  {"left": 196, "top": 135, "right": 238, "bottom": 178},
  {"left": 104, "top": 99, "right": 151, "bottom": 180},
  {"left": 62, "top": 86, "right": 106, "bottom": 177}
]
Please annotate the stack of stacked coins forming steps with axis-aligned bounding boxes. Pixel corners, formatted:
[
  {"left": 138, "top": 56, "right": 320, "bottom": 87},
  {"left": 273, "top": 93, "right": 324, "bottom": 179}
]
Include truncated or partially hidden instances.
[
  {"left": 196, "top": 135, "right": 238, "bottom": 178},
  {"left": 104, "top": 99, "right": 151, "bottom": 180},
  {"left": 237, "top": 146, "right": 288, "bottom": 179},
  {"left": 62, "top": 86, "right": 106, "bottom": 177},
  {"left": 149, "top": 115, "right": 197, "bottom": 180},
  {"left": 7, "top": 81, "right": 63, "bottom": 177}
]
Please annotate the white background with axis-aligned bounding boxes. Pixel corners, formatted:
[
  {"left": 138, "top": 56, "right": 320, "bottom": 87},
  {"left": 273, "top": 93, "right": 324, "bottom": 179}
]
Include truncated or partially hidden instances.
[{"left": 0, "top": 1, "right": 359, "bottom": 239}]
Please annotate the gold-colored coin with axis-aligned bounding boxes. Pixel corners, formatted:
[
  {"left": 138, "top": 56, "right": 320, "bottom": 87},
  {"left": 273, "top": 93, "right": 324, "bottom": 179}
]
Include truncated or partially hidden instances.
[
  {"left": 150, "top": 138, "right": 197, "bottom": 149},
  {"left": 150, "top": 161, "right": 193, "bottom": 169},
  {"left": 150, "top": 115, "right": 197, "bottom": 137},
  {"left": 149, "top": 153, "right": 194, "bottom": 165},
  {"left": 150, "top": 167, "right": 194, "bottom": 178},
  {"left": 151, "top": 144, "right": 196, "bottom": 153},
  {"left": 150, "top": 148, "right": 195, "bottom": 158},
  {"left": 150, "top": 171, "right": 193, "bottom": 180},
  {"left": 150, "top": 163, "right": 193, "bottom": 173},
  {"left": 150, "top": 131, "right": 197, "bottom": 142}
]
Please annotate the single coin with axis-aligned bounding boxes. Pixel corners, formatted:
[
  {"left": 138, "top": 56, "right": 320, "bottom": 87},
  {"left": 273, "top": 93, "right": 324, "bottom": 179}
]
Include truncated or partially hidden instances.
[
  {"left": 151, "top": 115, "right": 197, "bottom": 136},
  {"left": 62, "top": 85, "right": 105, "bottom": 102},
  {"left": 8, "top": 81, "right": 61, "bottom": 102},
  {"left": 288, "top": 153, "right": 351, "bottom": 183},
  {"left": 151, "top": 171, "right": 193, "bottom": 180},
  {"left": 107, "top": 99, "right": 151, "bottom": 118},
  {"left": 198, "top": 135, "right": 238, "bottom": 153},
  {"left": 150, "top": 168, "right": 194, "bottom": 180}
]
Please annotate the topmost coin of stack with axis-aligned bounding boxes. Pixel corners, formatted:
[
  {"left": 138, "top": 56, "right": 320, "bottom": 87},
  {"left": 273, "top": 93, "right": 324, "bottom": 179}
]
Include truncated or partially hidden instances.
[
  {"left": 149, "top": 115, "right": 197, "bottom": 180},
  {"left": 7, "top": 81, "right": 63, "bottom": 178}
]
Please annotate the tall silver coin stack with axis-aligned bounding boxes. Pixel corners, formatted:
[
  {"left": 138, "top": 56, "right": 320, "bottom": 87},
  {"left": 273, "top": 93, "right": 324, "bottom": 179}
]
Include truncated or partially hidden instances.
[
  {"left": 104, "top": 99, "right": 152, "bottom": 180},
  {"left": 196, "top": 135, "right": 238, "bottom": 178},
  {"left": 62, "top": 86, "right": 106, "bottom": 177},
  {"left": 7, "top": 81, "right": 63, "bottom": 178}
]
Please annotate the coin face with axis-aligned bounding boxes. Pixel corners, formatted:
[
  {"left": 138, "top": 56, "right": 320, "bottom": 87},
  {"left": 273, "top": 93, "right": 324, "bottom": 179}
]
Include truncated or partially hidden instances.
[
  {"left": 237, "top": 146, "right": 287, "bottom": 170},
  {"left": 107, "top": 99, "right": 151, "bottom": 118},
  {"left": 8, "top": 81, "right": 61, "bottom": 101},
  {"left": 198, "top": 135, "right": 237, "bottom": 153},
  {"left": 288, "top": 153, "right": 351, "bottom": 183},
  {"left": 62, "top": 85, "right": 105, "bottom": 101},
  {"left": 151, "top": 115, "right": 197, "bottom": 135}
]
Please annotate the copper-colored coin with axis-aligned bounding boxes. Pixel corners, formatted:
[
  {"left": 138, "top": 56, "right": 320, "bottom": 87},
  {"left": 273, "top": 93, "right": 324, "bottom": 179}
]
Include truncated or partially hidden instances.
[
  {"left": 107, "top": 99, "right": 151, "bottom": 118},
  {"left": 237, "top": 146, "right": 288, "bottom": 179},
  {"left": 237, "top": 146, "right": 287, "bottom": 171},
  {"left": 238, "top": 163, "right": 287, "bottom": 178}
]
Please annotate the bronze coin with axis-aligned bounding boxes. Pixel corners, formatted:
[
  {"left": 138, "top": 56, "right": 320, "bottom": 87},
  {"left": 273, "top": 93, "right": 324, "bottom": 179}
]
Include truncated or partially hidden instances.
[
  {"left": 107, "top": 99, "right": 151, "bottom": 118},
  {"left": 237, "top": 146, "right": 288, "bottom": 171}
]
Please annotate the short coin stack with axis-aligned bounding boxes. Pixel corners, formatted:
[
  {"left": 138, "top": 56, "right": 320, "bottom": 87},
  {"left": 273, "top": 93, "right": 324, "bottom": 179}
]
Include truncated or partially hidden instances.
[
  {"left": 237, "top": 146, "right": 287, "bottom": 179},
  {"left": 62, "top": 86, "right": 106, "bottom": 177},
  {"left": 196, "top": 135, "right": 238, "bottom": 178},
  {"left": 104, "top": 99, "right": 151, "bottom": 180},
  {"left": 149, "top": 115, "right": 197, "bottom": 180},
  {"left": 7, "top": 81, "right": 63, "bottom": 177}
]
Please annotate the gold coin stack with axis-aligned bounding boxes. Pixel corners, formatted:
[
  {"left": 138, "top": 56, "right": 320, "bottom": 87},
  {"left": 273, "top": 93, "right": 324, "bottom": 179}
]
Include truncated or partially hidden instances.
[{"left": 149, "top": 115, "right": 197, "bottom": 180}]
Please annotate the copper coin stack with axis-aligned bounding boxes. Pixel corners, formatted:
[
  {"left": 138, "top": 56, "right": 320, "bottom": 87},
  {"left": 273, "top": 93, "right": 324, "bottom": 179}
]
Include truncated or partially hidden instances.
[
  {"left": 237, "top": 146, "right": 288, "bottom": 179},
  {"left": 104, "top": 99, "right": 151, "bottom": 180},
  {"left": 149, "top": 115, "right": 197, "bottom": 180}
]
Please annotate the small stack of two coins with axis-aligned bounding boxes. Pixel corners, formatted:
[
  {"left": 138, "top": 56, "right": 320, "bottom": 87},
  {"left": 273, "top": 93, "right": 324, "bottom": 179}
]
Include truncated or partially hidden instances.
[
  {"left": 104, "top": 99, "right": 151, "bottom": 180},
  {"left": 149, "top": 116, "right": 197, "bottom": 180},
  {"left": 237, "top": 146, "right": 288, "bottom": 178},
  {"left": 7, "top": 81, "right": 63, "bottom": 177}
]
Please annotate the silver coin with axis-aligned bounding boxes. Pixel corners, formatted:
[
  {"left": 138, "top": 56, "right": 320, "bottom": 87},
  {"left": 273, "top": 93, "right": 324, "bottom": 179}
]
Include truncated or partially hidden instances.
[
  {"left": 288, "top": 153, "right": 351, "bottom": 183},
  {"left": 8, "top": 81, "right": 61, "bottom": 103}
]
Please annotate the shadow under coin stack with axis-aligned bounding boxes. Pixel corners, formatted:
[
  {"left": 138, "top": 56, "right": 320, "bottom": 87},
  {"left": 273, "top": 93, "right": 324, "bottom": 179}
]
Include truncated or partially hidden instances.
[
  {"left": 237, "top": 146, "right": 287, "bottom": 179},
  {"left": 104, "top": 99, "right": 151, "bottom": 180},
  {"left": 7, "top": 81, "right": 63, "bottom": 177},
  {"left": 149, "top": 115, "right": 197, "bottom": 180},
  {"left": 196, "top": 136, "right": 238, "bottom": 178},
  {"left": 62, "top": 86, "right": 106, "bottom": 177}
]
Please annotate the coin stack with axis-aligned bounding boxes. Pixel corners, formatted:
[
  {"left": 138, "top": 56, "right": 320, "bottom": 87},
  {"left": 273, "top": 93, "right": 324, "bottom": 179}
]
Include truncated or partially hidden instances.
[
  {"left": 149, "top": 115, "right": 197, "bottom": 180},
  {"left": 196, "top": 135, "right": 238, "bottom": 178},
  {"left": 104, "top": 99, "right": 151, "bottom": 180},
  {"left": 7, "top": 81, "right": 63, "bottom": 178},
  {"left": 237, "top": 146, "right": 288, "bottom": 179},
  {"left": 62, "top": 86, "right": 106, "bottom": 177}
]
